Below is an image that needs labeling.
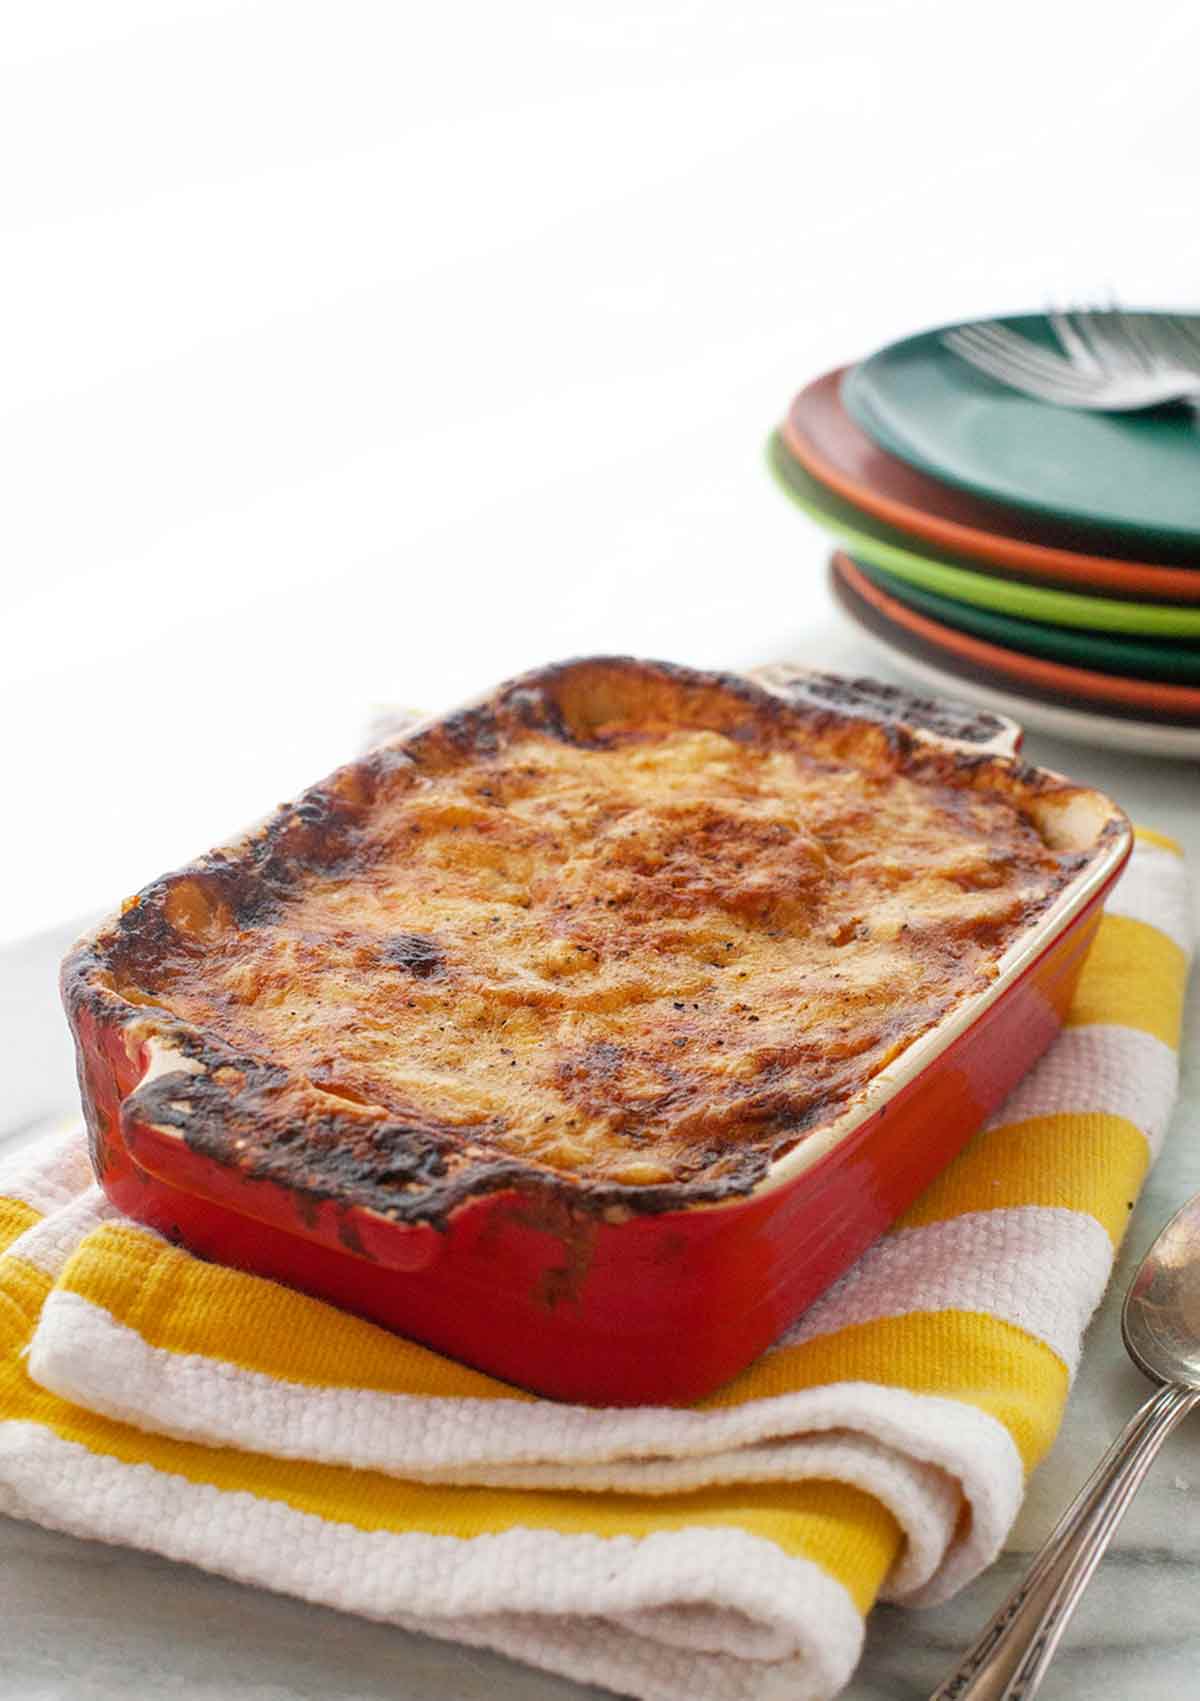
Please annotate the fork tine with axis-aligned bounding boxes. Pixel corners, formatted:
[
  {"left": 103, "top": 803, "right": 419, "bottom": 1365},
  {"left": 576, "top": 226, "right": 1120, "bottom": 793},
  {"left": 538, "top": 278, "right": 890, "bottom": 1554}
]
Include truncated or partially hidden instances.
[
  {"left": 1067, "top": 309, "right": 1138, "bottom": 374},
  {"left": 1049, "top": 311, "right": 1104, "bottom": 374},
  {"left": 946, "top": 311, "right": 1200, "bottom": 412},
  {"left": 1164, "top": 314, "right": 1200, "bottom": 358},
  {"left": 1104, "top": 309, "right": 1200, "bottom": 377},
  {"left": 946, "top": 326, "right": 1096, "bottom": 391},
  {"left": 1110, "top": 311, "right": 1167, "bottom": 373},
  {"left": 942, "top": 334, "right": 1088, "bottom": 398},
  {"left": 1065, "top": 306, "right": 1200, "bottom": 380},
  {"left": 1151, "top": 316, "right": 1197, "bottom": 360},
  {"left": 974, "top": 324, "right": 1104, "bottom": 388},
  {"left": 1127, "top": 314, "right": 1189, "bottom": 373},
  {"left": 1147, "top": 314, "right": 1200, "bottom": 372},
  {"left": 948, "top": 324, "right": 1084, "bottom": 381},
  {"left": 953, "top": 322, "right": 1083, "bottom": 377},
  {"left": 941, "top": 332, "right": 1094, "bottom": 403}
]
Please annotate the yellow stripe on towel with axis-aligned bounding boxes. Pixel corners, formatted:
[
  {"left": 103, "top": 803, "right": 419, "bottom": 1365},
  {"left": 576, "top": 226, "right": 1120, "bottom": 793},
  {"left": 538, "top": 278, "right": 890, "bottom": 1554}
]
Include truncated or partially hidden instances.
[
  {"left": 58, "top": 1218, "right": 1070, "bottom": 1473},
  {"left": 0, "top": 1198, "right": 39, "bottom": 1258},
  {"left": 716, "top": 1312, "right": 1069, "bottom": 1474},
  {"left": 898, "top": 1114, "right": 1150, "bottom": 1246},
  {"left": 64, "top": 1222, "right": 535, "bottom": 1401},
  {"left": 0, "top": 1251, "right": 900, "bottom": 1614},
  {"left": 1066, "top": 914, "right": 1188, "bottom": 1046},
  {"left": 1133, "top": 825, "right": 1183, "bottom": 856}
]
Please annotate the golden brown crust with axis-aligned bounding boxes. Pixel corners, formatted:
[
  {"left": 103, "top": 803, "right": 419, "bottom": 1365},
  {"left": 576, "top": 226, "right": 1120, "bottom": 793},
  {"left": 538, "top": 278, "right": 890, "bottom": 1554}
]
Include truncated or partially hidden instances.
[{"left": 62, "top": 657, "right": 1110, "bottom": 1224}]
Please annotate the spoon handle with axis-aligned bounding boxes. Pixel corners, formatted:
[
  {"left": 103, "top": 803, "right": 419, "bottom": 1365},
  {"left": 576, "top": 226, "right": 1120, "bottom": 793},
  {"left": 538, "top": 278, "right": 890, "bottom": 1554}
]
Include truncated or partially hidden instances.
[{"left": 929, "top": 1382, "right": 1199, "bottom": 1701}]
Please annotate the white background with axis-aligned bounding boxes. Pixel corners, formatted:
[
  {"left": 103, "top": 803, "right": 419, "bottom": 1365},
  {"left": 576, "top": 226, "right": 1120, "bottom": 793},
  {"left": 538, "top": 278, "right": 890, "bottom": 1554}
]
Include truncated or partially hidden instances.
[{"left": 3, "top": 0, "right": 1199, "bottom": 944}]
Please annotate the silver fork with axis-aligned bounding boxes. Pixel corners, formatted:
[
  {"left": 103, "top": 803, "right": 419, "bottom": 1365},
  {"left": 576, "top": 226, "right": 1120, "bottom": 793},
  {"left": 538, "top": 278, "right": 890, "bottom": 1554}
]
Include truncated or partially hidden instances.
[{"left": 942, "top": 311, "right": 1200, "bottom": 414}]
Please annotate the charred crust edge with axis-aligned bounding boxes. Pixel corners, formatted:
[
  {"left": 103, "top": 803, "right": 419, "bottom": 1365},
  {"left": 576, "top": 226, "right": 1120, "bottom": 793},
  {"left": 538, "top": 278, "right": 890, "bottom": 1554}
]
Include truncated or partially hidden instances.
[
  {"left": 60, "top": 655, "right": 1126, "bottom": 1231},
  {"left": 752, "top": 667, "right": 1012, "bottom": 746}
]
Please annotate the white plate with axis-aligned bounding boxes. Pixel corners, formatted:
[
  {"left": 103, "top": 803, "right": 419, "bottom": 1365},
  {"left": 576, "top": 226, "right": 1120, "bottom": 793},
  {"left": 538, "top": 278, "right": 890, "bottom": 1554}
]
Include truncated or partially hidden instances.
[{"left": 838, "top": 612, "right": 1200, "bottom": 761}]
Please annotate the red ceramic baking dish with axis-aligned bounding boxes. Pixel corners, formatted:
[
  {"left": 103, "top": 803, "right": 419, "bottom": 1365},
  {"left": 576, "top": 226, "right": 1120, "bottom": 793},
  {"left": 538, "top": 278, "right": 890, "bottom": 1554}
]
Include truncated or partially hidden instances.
[{"left": 62, "top": 660, "right": 1132, "bottom": 1406}]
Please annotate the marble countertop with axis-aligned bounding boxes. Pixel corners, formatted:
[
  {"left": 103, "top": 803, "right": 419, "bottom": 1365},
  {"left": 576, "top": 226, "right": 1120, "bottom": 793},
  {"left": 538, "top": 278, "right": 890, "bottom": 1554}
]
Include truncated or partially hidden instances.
[{"left": 3, "top": 679, "right": 1198, "bottom": 1701}]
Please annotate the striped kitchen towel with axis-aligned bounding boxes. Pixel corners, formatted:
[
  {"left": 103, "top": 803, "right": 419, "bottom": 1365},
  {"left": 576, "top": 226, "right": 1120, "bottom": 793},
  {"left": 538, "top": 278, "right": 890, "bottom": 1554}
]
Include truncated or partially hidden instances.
[{"left": 0, "top": 829, "right": 1191, "bottom": 1701}]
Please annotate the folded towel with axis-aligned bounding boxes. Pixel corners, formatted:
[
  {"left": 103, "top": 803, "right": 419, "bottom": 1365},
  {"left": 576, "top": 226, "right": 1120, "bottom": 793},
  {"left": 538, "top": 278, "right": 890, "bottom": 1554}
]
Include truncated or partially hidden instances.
[{"left": 0, "top": 829, "right": 1191, "bottom": 1701}]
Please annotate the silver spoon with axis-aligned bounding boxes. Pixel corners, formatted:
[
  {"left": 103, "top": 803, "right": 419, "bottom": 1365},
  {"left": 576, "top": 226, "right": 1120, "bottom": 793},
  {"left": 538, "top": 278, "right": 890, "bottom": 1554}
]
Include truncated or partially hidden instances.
[{"left": 930, "top": 1191, "right": 1200, "bottom": 1700}]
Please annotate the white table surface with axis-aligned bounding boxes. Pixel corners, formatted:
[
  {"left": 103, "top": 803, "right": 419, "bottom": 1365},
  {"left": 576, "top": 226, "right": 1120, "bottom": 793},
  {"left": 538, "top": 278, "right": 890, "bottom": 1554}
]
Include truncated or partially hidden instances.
[{"left": 4, "top": 2, "right": 1200, "bottom": 1694}]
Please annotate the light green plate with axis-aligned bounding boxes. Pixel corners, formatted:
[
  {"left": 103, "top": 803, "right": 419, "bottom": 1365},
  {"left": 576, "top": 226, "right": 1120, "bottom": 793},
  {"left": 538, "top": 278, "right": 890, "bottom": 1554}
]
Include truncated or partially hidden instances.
[
  {"left": 842, "top": 315, "right": 1200, "bottom": 552},
  {"left": 768, "top": 434, "right": 1200, "bottom": 639}
]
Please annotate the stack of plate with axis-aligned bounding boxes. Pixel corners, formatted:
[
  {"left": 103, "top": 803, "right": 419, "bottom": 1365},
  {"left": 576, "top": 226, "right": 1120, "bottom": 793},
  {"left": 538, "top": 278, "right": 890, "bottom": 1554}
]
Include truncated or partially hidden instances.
[{"left": 770, "top": 314, "right": 1200, "bottom": 757}]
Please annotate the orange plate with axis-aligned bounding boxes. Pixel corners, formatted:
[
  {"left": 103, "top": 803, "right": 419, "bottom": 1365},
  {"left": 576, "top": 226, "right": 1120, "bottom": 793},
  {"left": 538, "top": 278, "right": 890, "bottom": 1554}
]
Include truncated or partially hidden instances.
[
  {"left": 786, "top": 369, "right": 1200, "bottom": 602},
  {"left": 831, "top": 552, "right": 1200, "bottom": 725}
]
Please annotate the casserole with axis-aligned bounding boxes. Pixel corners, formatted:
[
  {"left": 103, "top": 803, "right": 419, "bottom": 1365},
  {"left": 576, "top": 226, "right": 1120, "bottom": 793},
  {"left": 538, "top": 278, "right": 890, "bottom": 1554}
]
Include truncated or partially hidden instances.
[{"left": 62, "top": 658, "right": 1132, "bottom": 1405}]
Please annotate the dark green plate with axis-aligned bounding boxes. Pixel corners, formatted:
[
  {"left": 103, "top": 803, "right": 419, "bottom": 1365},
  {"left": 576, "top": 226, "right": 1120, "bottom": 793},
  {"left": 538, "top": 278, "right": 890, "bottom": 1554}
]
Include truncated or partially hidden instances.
[
  {"left": 842, "top": 315, "right": 1200, "bottom": 551},
  {"left": 848, "top": 556, "right": 1200, "bottom": 684}
]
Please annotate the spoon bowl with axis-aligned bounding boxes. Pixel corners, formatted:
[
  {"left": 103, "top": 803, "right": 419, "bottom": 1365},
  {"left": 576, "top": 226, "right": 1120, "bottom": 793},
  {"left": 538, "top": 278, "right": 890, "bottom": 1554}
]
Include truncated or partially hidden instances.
[{"left": 1123, "top": 1191, "right": 1200, "bottom": 1389}]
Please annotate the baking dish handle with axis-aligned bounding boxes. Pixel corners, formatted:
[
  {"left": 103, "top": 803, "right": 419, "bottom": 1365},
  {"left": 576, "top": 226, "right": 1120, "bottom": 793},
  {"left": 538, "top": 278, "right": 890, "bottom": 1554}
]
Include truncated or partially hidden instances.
[
  {"left": 117, "top": 1041, "right": 444, "bottom": 1274},
  {"left": 748, "top": 663, "right": 1023, "bottom": 756}
]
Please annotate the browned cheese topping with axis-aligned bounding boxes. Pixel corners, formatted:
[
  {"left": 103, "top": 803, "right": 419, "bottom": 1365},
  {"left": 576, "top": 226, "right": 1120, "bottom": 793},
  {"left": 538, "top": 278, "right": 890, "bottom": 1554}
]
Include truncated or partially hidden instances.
[{"left": 95, "top": 671, "right": 1085, "bottom": 1208}]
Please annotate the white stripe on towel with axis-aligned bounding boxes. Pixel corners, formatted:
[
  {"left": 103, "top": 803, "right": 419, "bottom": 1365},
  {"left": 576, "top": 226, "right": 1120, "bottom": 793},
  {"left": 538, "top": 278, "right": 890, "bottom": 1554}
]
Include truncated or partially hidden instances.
[
  {"left": 0, "top": 1422, "right": 864, "bottom": 1701},
  {"left": 0, "top": 1129, "right": 93, "bottom": 1220},
  {"left": 1106, "top": 842, "right": 1192, "bottom": 955},
  {"left": 985, "top": 1024, "right": 1179, "bottom": 1157},
  {"left": 775, "top": 1207, "right": 1114, "bottom": 1374}
]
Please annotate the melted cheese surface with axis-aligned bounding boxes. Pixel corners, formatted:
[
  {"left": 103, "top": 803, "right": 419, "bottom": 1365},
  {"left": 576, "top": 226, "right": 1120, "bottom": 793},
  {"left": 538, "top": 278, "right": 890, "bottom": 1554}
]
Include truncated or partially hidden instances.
[{"left": 130, "top": 725, "right": 1077, "bottom": 1191}]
